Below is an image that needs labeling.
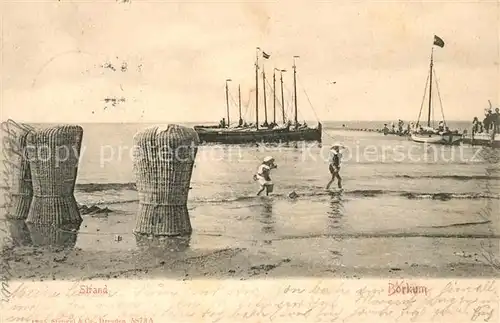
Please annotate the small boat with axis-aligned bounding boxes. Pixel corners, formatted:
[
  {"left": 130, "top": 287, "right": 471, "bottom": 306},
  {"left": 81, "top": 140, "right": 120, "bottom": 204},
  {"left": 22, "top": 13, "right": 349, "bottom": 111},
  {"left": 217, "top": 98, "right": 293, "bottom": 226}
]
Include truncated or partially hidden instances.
[
  {"left": 194, "top": 50, "right": 322, "bottom": 144},
  {"left": 411, "top": 126, "right": 463, "bottom": 145},
  {"left": 411, "top": 35, "right": 462, "bottom": 146}
]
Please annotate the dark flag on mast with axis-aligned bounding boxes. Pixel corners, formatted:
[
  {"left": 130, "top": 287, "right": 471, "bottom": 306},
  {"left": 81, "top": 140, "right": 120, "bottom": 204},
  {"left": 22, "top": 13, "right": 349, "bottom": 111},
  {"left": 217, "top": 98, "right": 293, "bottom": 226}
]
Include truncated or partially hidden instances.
[
  {"left": 262, "top": 51, "right": 271, "bottom": 59},
  {"left": 433, "top": 35, "right": 445, "bottom": 48}
]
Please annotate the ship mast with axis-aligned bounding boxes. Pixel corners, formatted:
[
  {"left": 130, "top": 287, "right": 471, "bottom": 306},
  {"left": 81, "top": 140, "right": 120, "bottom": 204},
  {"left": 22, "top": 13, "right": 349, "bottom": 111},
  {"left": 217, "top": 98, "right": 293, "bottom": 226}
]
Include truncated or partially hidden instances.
[
  {"left": 293, "top": 56, "right": 299, "bottom": 128},
  {"left": 263, "top": 66, "right": 268, "bottom": 126},
  {"left": 427, "top": 47, "right": 434, "bottom": 128},
  {"left": 273, "top": 69, "right": 277, "bottom": 124},
  {"left": 255, "top": 48, "right": 259, "bottom": 130},
  {"left": 225, "top": 78, "right": 232, "bottom": 128},
  {"left": 280, "top": 69, "right": 286, "bottom": 124},
  {"left": 238, "top": 84, "right": 242, "bottom": 125}
]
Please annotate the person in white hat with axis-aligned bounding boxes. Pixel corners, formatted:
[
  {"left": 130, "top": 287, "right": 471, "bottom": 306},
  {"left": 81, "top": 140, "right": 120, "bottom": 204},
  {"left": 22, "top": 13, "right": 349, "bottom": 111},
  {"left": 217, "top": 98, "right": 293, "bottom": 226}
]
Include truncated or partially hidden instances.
[
  {"left": 254, "top": 156, "right": 277, "bottom": 196},
  {"left": 326, "top": 143, "right": 343, "bottom": 190}
]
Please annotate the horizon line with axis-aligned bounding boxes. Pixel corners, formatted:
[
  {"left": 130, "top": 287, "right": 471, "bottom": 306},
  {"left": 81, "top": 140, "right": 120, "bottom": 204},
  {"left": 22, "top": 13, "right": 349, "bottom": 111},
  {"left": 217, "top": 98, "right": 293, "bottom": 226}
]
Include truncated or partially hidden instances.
[{"left": 15, "top": 119, "right": 475, "bottom": 124}]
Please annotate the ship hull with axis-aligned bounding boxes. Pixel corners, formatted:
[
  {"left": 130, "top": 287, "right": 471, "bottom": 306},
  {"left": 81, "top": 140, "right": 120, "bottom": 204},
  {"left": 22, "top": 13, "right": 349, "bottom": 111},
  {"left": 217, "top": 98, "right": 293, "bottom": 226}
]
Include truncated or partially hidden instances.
[
  {"left": 410, "top": 133, "right": 462, "bottom": 145},
  {"left": 194, "top": 126, "right": 322, "bottom": 144}
]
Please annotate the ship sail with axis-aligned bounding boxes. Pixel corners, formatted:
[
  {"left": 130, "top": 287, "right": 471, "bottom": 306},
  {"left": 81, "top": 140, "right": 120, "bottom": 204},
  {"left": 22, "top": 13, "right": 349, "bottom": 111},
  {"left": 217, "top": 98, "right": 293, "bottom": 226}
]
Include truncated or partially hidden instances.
[{"left": 411, "top": 35, "right": 462, "bottom": 146}]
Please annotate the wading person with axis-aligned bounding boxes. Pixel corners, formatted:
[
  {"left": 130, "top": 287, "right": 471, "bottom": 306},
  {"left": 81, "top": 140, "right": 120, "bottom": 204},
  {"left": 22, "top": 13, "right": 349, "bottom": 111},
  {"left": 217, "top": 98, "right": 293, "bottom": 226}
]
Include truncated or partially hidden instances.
[
  {"left": 326, "top": 143, "right": 343, "bottom": 190},
  {"left": 254, "top": 156, "right": 277, "bottom": 196}
]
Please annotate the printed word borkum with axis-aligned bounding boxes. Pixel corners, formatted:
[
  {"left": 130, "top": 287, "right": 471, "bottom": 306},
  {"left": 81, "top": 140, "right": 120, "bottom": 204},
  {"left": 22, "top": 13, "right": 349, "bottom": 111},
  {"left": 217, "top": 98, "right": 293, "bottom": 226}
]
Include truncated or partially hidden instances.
[
  {"left": 79, "top": 284, "right": 109, "bottom": 295},
  {"left": 388, "top": 281, "right": 428, "bottom": 296}
]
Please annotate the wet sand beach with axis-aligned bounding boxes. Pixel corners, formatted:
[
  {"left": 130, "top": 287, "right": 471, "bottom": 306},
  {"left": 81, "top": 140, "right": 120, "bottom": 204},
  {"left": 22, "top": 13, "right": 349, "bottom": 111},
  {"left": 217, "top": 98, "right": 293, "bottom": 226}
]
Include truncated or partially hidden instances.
[{"left": 2, "top": 195, "right": 499, "bottom": 281}]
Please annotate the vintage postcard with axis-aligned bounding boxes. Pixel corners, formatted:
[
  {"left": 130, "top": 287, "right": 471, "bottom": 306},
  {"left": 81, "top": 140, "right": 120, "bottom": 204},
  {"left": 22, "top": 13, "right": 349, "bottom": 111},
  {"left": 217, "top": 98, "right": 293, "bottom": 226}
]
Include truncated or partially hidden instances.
[{"left": 1, "top": 0, "right": 499, "bottom": 322}]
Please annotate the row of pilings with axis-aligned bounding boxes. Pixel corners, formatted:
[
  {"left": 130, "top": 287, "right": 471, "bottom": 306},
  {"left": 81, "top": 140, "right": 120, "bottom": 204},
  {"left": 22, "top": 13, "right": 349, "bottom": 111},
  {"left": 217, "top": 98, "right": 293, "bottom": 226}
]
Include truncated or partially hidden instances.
[{"left": 4, "top": 123, "right": 199, "bottom": 246}]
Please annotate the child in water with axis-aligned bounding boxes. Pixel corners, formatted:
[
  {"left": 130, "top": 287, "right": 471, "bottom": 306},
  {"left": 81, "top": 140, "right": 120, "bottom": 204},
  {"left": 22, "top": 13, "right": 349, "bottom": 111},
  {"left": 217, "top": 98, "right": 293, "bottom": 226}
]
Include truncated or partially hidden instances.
[
  {"left": 326, "top": 143, "right": 343, "bottom": 190},
  {"left": 254, "top": 156, "right": 277, "bottom": 196}
]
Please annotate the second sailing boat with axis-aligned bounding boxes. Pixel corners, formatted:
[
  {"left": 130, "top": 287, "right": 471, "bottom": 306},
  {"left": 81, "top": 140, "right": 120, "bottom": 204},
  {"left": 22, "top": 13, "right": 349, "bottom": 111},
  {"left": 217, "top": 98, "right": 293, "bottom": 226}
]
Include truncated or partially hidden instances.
[
  {"left": 411, "top": 35, "right": 462, "bottom": 145},
  {"left": 194, "top": 48, "right": 322, "bottom": 144}
]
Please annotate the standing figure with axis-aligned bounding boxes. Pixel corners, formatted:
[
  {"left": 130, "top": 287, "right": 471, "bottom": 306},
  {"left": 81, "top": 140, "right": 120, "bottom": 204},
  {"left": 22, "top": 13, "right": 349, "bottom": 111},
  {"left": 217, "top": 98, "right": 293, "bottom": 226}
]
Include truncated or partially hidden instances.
[
  {"left": 472, "top": 117, "right": 480, "bottom": 134},
  {"left": 254, "top": 156, "right": 277, "bottom": 196},
  {"left": 382, "top": 124, "right": 389, "bottom": 135},
  {"left": 406, "top": 123, "right": 411, "bottom": 135},
  {"left": 494, "top": 108, "right": 500, "bottom": 133},
  {"left": 326, "top": 143, "right": 343, "bottom": 190},
  {"left": 438, "top": 121, "right": 445, "bottom": 133},
  {"left": 484, "top": 110, "right": 492, "bottom": 133}
]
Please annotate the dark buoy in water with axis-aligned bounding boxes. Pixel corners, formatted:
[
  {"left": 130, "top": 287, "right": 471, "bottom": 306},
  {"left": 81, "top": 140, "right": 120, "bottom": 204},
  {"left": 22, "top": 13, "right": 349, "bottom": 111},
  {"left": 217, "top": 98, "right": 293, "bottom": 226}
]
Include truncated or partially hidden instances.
[{"left": 288, "top": 191, "right": 299, "bottom": 199}]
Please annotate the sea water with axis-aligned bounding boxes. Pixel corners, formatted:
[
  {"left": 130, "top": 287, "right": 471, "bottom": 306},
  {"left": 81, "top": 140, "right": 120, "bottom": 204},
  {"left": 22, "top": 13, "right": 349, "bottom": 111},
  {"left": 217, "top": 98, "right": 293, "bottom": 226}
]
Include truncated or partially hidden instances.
[{"left": 1, "top": 122, "right": 499, "bottom": 259}]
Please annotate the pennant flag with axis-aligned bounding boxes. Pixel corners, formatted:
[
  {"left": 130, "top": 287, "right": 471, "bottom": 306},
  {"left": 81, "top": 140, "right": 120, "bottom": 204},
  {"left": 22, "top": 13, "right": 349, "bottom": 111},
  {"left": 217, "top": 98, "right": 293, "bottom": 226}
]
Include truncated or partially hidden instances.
[
  {"left": 433, "top": 35, "right": 445, "bottom": 48},
  {"left": 262, "top": 51, "right": 271, "bottom": 59}
]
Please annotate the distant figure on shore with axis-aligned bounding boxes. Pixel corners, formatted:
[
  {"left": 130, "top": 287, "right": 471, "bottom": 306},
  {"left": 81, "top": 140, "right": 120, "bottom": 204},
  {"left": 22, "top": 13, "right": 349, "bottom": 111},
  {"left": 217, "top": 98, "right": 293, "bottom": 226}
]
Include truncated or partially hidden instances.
[
  {"left": 406, "top": 123, "right": 411, "bottom": 135},
  {"left": 472, "top": 117, "right": 480, "bottom": 134},
  {"left": 326, "top": 143, "right": 343, "bottom": 190},
  {"left": 494, "top": 108, "right": 500, "bottom": 133},
  {"left": 398, "top": 119, "right": 404, "bottom": 134},
  {"left": 484, "top": 110, "right": 492, "bottom": 133},
  {"left": 254, "top": 156, "right": 277, "bottom": 196},
  {"left": 382, "top": 124, "right": 389, "bottom": 135},
  {"left": 438, "top": 121, "right": 445, "bottom": 132}
]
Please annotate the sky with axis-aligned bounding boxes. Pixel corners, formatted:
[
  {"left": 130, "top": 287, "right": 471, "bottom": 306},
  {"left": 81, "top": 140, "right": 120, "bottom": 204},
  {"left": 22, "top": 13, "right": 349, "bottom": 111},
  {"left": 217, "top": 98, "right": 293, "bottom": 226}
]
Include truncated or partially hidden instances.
[{"left": 1, "top": 0, "right": 499, "bottom": 124}]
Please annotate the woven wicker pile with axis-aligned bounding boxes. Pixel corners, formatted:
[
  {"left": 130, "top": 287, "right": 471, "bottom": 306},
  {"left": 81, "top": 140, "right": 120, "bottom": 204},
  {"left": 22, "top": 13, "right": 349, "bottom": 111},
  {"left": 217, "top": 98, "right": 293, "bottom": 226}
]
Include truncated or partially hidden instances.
[
  {"left": 25, "top": 125, "right": 84, "bottom": 225},
  {"left": 4, "top": 122, "right": 34, "bottom": 220},
  {"left": 133, "top": 124, "right": 199, "bottom": 236}
]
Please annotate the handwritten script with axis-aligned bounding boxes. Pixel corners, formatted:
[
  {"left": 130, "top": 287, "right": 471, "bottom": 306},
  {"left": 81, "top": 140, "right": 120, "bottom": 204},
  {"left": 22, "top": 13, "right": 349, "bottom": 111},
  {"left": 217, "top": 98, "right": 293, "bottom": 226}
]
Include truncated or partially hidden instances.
[{"left": 2, "top": 279, "right": 498, "bottom": 322}]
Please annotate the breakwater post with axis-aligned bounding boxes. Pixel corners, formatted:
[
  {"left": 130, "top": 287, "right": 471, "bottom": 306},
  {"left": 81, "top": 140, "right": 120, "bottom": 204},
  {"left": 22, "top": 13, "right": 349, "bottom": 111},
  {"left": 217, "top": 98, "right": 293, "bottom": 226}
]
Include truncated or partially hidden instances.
[
  {"left": 25, "top": 125, "right": 84, "bottom": 226},
  {"left": 133, "top": 125, "right": 199, "bottom": 237}
]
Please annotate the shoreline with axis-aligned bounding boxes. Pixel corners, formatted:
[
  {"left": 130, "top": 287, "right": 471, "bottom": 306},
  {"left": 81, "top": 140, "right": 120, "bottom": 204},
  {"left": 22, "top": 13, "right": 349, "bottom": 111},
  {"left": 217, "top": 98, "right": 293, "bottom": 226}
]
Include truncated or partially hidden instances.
[{"left": 2, "top": 198, "right": 499, "bottom": 281}]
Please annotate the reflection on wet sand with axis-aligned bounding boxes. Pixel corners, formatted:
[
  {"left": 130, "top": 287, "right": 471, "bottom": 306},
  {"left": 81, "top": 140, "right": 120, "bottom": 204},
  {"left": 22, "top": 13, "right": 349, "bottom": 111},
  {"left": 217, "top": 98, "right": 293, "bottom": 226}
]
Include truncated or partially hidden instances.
[
  {"left": 259, "top": 198, "right": 275, "bottom": 245},
  {"left": 260, "top": 198, "right": 275, "bottom": 236},
  {"left": 327, "top": 192, "right": 345, "bottom": 230},
  {"left": 26, "top": 222, "right": 81, "bottom": 248},
  {"left": 5, "top": 219, "right": 80, "bottom": 248},
  {"left": 6, "top": 220, "right": 32, "bottom": 246},
  {"left": 135, "top": 234, "right": 191, "bottom": 254}
]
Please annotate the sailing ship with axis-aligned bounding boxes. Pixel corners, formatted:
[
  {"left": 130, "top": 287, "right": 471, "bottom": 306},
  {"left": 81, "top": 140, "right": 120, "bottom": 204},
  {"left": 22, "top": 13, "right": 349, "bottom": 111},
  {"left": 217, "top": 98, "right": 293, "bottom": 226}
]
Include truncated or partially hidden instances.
[
  {"left": 411, "top": 35, "right": 462, "bottom": 146},
  {"left": 194, "top": 49, "right": 322, "bottom": 144}
]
